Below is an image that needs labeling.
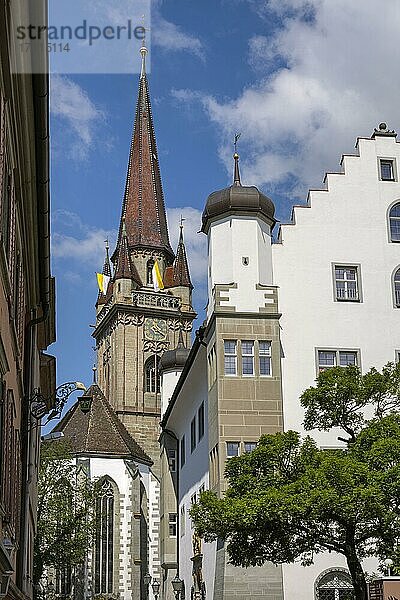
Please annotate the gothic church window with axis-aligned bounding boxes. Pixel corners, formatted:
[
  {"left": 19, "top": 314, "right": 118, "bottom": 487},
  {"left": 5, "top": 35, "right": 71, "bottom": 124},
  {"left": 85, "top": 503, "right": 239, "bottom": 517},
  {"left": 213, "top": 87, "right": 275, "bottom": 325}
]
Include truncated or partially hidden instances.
[
  {"left": 393, "top": 267, "right": 400, "bottom": 307},
  {"left": 389, "top": 203, "right": 400, "bottom": 242},
  {"left": 146, "top": 259, "right": 154, "bottom": 286},
  {"left": 315, "top": 569, "right": 354, "bottom": 600},
  {"left": 94, "top": 479, "right": 115, "bottom": 595},
  {"left": 145, "top": 356, "right": 160, "bottom": 393}
]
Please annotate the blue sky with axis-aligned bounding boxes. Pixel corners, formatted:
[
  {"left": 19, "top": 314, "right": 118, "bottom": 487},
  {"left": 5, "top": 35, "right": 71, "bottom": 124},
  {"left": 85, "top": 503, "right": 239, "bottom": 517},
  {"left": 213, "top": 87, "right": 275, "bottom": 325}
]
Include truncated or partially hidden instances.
[{"left": 49, "top": 0, "right": 400, "bottom": 418}]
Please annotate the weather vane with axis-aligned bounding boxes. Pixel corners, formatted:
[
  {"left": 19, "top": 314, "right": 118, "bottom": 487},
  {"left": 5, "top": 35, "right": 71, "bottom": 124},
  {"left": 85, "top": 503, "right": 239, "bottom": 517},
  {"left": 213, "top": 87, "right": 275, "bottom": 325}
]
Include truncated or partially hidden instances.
[{"left": 234, "top": 132, "right": 241, "bottom": 154}]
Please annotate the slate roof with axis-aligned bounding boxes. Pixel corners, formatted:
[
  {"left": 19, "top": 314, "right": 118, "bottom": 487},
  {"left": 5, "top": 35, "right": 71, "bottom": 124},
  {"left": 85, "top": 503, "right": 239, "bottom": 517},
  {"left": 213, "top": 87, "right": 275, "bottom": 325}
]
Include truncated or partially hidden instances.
[
  {"left": 114, "top": 222, "right": 141, "bottom": 285},
  {"left": 172, "top": 226, "right": 192, "bottom": 288},
  {"left": 52, "top": 384, "right": 152, "bottom": 465},
  {"left": 114, "top": 70, "right": 174, "bottom": 261}
]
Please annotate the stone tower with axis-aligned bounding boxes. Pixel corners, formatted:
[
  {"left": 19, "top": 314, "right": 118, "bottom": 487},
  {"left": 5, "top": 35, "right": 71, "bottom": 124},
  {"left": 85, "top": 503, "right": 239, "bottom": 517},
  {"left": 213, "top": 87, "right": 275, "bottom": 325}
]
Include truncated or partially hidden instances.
[{"left": 93, "top": 42, "right": 196, "bottom": 469}]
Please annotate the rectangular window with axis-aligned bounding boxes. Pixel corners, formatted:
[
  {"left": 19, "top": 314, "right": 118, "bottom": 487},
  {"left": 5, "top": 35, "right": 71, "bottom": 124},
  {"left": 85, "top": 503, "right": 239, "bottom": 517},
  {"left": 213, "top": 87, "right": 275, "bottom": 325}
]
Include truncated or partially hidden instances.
[
  {"left": 191, "top": 417, "right": 196, "bottom": 453},
  {"left": 259, "top": 341, "right": 272, "bottom": 376},
  {"left": 380, "top": 159, "right": 395, "bottom": 181},
  {"left": 318, "top": 350, "right": 337, "bottom": 371},
  {"left": 168, "top": 513, "right": 177, "bottom": 538},
  {"left": 180, "top": 505, "right": 185, "bottom": 537},
  {"left": 226, "top": 442, "right": 240, "bottom": 458},
  {"left": 241, "top": 340, "right": 254, "bottom": 376},
  {"left": 224, "top": 340, "right": 237, "bottom": 375},
  {"left": 334, "top": 266, "right": 359, "bottom": 301},
  {"left": 317, "top": 349, "right": 359, "bottom": 373},
  {"left": 244, "top": 442, "right": 257, "bottom": 453},
  {"left": 339, "top": 351, "right": 357, "bottom": 367},
  {"left": 167, "top": 448, "right": 176, "bottom": 472},
  {"left": 198, "top": 402, "right": 204, "bottom": 441},
  {"left": 180, "top": 436, "right": 186, "bottom": 468}
]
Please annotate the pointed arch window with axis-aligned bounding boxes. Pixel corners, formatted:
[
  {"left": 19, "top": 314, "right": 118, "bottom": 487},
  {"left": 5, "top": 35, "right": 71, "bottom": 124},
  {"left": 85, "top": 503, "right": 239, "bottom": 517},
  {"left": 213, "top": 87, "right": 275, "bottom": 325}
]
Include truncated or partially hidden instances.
[
  {"left": 146, "top": 259, "right": 154, "bottom": 286},
  {"left": 389, "top": 202, "right": 400, "bottom": 242},
  {"left": 145, "top": 356, "right": 160, "bottom": 393},
  {"left": 393, "top": 267, "right": 400, "bottom": 307},
  {"left": 315, "top": 569, "right": 354, "bottom": 600},
  {"left": 94, "top": 479, "right": 115, "bottom": 595}
]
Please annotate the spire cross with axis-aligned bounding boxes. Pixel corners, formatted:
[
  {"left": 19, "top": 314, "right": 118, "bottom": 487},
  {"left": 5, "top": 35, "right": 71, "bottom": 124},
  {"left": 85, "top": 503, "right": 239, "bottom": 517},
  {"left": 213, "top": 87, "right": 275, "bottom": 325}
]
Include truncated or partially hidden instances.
[
  {"left": 140, "top": 14, "right": 149, "bottom": 78},
  {"left": 234, "top": 132, "right": 241, "bottom": 155}
]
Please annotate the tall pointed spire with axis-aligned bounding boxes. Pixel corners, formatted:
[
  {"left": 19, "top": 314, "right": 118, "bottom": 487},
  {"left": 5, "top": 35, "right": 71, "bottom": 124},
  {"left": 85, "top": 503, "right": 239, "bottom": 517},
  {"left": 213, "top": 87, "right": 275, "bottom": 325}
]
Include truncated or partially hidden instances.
[
  {"left": 115, "top": 43, "right": 174, "bottom": 262},
  {"left": 172, "top": 219, "right": 192, "bottom": 288},
  {"left": 114, "top": 219, "right": 142, "bottom": 284},
  {"left": 97, "top": 240, "right": 112, "bottom": 305}
]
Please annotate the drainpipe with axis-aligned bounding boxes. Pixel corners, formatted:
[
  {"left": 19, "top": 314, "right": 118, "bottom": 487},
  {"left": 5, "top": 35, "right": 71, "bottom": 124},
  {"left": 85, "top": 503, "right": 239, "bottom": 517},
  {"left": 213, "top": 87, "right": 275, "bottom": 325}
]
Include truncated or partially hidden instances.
[{"left": 18, "top": 63, "right": 51, "bottom": 598}]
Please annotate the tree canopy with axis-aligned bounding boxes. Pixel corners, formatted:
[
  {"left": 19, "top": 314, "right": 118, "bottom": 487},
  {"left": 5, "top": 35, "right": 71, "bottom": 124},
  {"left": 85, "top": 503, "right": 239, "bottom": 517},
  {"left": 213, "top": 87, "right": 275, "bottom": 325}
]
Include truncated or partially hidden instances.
[
  {"left": 191, "top": 363, "right": 400, "bottom": 600},
  {"left": 34, "top": 440, "right": 98, "bottom": 595}
]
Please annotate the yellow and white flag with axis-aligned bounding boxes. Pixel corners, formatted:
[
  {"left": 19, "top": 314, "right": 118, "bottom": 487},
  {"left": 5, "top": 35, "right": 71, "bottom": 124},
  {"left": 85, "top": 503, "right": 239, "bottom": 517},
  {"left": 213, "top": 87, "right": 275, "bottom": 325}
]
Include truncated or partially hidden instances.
[
  {"left": 96, "top": 273, "right": 110, "bottom": 295},
  {"left": 152, "top": 260, "right": 164, "bottom": 292}
]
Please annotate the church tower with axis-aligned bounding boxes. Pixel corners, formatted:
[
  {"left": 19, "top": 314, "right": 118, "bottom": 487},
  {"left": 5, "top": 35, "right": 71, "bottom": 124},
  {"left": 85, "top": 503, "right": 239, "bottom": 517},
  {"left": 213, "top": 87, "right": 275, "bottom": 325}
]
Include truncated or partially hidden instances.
[{"left": 93, "top": 42, "right": 196, "bottom": 468}]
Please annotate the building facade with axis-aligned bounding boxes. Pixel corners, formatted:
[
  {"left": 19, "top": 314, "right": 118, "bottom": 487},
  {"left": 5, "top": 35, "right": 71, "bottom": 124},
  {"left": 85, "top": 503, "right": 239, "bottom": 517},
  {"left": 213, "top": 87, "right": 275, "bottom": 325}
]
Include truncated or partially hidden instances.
[
  {"left": 0, "top": 2, "right": 56, "bottom": 600},
  {"left": 159, "top": 124, "right": 400, "bottom": 600}
]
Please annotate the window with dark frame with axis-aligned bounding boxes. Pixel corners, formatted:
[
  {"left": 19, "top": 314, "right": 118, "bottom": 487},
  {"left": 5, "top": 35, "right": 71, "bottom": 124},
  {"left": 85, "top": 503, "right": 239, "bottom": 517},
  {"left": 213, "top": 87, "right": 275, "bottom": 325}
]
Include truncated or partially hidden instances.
[
  {"left": 190, "top": 416, "right": 196, "bottom": 453},
  {"left": 180, "top": 436, "right": 186, "bottom": 468},
  {"left": 380, "top": 159, "right": 395, "bottom": 181},
  {"left": 167, "top": 448, "right": 177, "bottom": 472},
  {"left": 94, "top": 479, "right": 114, "bottom": 595},
  {"left": 198, "top": 402, "right": 205, "bottom": 441},
  {"left": 145, "top": 356, "right": 160, "bottom": 393},
  {"left": 168, "top": 513, "right": 177, "bottom": 537}
]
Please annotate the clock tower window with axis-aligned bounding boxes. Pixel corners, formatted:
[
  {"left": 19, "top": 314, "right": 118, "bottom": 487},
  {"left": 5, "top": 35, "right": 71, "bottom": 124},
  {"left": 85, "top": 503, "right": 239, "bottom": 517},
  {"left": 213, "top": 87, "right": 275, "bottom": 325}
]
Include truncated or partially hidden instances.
[
  {"left": 145, "top": 356, "right": 161, "bottom": 393},
  {"left": 146, "top": 259, "right": 154, "bottom": 286}
]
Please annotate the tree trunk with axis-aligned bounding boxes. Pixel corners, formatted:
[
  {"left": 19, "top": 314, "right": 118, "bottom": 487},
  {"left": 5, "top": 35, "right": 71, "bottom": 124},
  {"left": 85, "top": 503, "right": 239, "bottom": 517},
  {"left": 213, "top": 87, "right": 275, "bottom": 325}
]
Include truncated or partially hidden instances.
[{"left": 344, "top": 539, "right": 367, "bottom": 600}]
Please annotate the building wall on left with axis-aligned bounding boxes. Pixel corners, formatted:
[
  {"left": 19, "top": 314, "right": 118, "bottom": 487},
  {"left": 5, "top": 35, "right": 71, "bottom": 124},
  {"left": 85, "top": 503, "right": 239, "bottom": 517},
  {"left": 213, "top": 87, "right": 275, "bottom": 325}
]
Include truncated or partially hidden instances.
[{"left": 0, "top": 2, "right": 55, "bottom": 600}]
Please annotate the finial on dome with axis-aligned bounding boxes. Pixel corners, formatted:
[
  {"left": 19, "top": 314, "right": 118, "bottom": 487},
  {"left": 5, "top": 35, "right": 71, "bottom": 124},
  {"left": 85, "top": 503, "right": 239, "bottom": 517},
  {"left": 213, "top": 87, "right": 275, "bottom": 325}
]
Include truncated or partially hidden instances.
[
  {"left": 140, "top": 19, "right": 148, "bottom": 78},
  {"left": 92, "top": 364, "right": 97, "bottom": 383},
  {"left": 233, "top": 133, "right": 242, "bottom": 186}
]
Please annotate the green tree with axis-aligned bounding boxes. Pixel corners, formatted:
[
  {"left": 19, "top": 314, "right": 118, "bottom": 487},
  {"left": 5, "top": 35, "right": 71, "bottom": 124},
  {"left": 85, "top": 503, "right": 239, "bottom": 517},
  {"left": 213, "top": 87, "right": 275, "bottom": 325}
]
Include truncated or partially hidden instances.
[
  {"left": 191, "top": 364, "right": 400, "bottom": 600},
  {"left": 34, "top": 441, "right": 97, "bottom": 597}
]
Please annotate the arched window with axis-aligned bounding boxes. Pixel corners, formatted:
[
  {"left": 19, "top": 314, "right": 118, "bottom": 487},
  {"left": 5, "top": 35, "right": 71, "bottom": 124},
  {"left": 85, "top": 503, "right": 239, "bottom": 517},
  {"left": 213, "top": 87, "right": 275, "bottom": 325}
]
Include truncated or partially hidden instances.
[
  {"left": 389, "top": 202, "right": 400, "bottom": 242},
  {"left": 394, "top": 267, "right": 400, "bottom": 307},
  {"left": 315, "top": 569, "right": 354, "bottom": 600},
  {"left": 94, "top": 479, "right": 115, "bottom": 595},
  {"left": 145, "top": 356, "right": 160, "bottom": 393},
  {"left": 146, "top": 259, "right": 154, "bottom": 286}
]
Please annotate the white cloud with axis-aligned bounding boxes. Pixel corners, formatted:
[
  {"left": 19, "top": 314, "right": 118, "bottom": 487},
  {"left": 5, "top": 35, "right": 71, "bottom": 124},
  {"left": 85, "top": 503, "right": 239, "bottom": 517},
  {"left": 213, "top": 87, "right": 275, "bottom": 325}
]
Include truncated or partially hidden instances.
[
  {"left": 173, "top": 1, "right": 400, "bottom": 205},
  {"left": 152, "top": 1, "right": 204, "bottom": 59},
  {"left": 167, "top": 207, "right": 207, "bottom": 289},
  {"left": 51, "top": 76, "right": 105, "bottom": 160},
  {"left": 52, "top": 210, "right": 117, "bottom": 279}
]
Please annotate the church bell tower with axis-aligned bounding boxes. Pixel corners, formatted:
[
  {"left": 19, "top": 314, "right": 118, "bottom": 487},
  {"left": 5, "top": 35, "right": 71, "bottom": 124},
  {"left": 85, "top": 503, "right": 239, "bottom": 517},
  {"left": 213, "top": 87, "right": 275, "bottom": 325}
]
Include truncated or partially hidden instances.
[{"left": 93, "top": 42, "right": 196, "bottom": 468}]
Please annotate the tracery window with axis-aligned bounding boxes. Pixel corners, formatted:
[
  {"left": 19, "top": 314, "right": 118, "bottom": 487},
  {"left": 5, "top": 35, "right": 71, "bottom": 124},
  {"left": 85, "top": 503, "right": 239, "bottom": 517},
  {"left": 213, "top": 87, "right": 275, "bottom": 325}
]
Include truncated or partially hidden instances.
[
  {"left": 145, "top": 356, "right": 160, "bottom": 393},
  {"left": 315, "top": 569, "right": 354, "bottom": 600},
  {"left": 94, "top": 479, "right": 115, "bottom": 595},
  {"left": 146, "top": 259, "right": 154, "bottom": 286}
]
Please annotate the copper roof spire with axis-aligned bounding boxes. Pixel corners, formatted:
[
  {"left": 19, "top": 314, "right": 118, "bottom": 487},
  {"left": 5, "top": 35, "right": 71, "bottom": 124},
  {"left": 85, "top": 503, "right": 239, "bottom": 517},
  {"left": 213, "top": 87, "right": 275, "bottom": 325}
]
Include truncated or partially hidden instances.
[
  {"left": 115, "top": 42, "right": 174, "bottom": 261},
  {"left": 114, "top": 219, "right": 141, "bottom": 284},
  {"left": 172, "top": 218, "right": 192, "bottom": 288}
]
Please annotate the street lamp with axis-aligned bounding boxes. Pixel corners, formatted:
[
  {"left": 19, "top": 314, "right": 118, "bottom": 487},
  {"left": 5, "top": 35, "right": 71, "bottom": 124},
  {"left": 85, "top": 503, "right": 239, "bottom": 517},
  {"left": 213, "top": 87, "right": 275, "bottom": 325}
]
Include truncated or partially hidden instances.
[
  {"left": 171, "top": 575, "right": 184, "bottom": 599},
  {"left": 151, "top": 579, "right": 160, "bottom": 600}
]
